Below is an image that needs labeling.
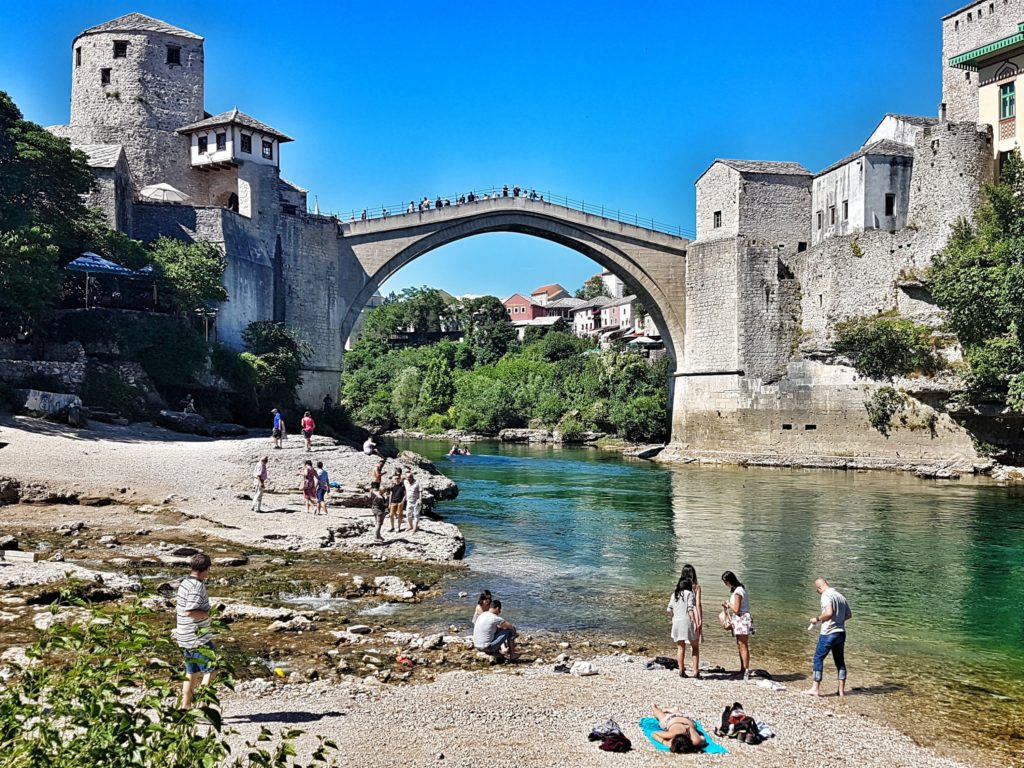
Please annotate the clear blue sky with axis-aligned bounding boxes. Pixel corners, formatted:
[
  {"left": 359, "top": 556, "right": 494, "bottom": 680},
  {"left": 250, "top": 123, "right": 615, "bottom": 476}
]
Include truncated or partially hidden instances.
[{"left": 2, "top": 1, "right": 950, "bottom": 299}]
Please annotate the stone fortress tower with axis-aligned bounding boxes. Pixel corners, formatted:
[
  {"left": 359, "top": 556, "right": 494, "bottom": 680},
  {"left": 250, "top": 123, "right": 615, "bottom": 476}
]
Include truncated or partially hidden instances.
[{"left": 51, "top": 13, "right": 204, "bottom": 196}]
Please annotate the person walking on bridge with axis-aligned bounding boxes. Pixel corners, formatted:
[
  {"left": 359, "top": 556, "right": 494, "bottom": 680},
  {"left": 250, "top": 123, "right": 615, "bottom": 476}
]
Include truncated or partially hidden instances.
[{"left": 804, "top": 578, "right": 852, "bottom": 698}]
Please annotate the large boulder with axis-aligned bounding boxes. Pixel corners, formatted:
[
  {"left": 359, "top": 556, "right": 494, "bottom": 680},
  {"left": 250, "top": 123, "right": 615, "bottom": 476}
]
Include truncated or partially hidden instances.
[
  {"left": 155, "top": 410, "right": 209, "bottom": 435},
  {"left": 498, "top": 428, "right": 552, "bottom": 443},
  {"left": 18, "top": 390, "right": 83, "bottom": 423}
]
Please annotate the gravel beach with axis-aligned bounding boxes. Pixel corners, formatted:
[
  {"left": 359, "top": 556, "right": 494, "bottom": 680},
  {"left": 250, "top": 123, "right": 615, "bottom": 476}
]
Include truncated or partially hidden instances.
[{"left": 222, "top": 655, "right": 970, "bottom": 768}]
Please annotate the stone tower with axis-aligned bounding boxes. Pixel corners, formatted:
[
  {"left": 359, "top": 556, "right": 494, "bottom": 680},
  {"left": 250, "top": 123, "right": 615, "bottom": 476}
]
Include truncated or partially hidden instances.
[{"left": 66, "top": 13, "right": 205, "bottom": 193}]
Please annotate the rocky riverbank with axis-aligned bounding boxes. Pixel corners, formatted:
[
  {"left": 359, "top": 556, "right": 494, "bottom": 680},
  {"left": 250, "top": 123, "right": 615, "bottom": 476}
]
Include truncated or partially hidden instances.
[{"left": 0, "top": 414, "right": 986, "bottom": 767}]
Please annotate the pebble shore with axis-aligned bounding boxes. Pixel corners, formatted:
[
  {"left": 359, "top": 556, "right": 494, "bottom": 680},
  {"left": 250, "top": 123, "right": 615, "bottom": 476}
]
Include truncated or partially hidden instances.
[{"left": 222, "top": 655, "right": 970, "bottom": 768}]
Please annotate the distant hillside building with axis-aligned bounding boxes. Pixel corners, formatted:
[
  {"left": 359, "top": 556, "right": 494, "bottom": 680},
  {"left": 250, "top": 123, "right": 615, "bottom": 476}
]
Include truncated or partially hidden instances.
[
  {"left": 529, "top": 283, "right": 569, "bottom": 305},
  {"left": 503, "top": 293, "right": 545, "bottom": 321}
]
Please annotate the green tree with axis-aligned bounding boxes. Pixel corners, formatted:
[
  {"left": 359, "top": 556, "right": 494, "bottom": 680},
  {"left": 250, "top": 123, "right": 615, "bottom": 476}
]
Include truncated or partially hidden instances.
[
  {"left": 391, "top": 366, "right": 422, "bottom": 427},
  {"left": 362, "top": 287, "right": 453, "bottom": 343},
  {"left": 453, "top": 371, "right": 514, "bottom": 433},
  {"left": 928, "top": 149, "right": 1024, "bottom": 406},
  {"left": 574, "top": 274, "right": 610, "bottom": 300},
  {"left": 149, "top": 236, "right": 228, "bottom": 313},
  {"left": 418, "top": 352, "right": 455, "bottom": 417},
  {"left": 241, "top": 321, "right": 312, "bottom": 409},
  {"left": 0, "top": 226, "right": 62, "bottom": 323},
  {"left": 0, "top": 91, "right": 95, "bottom": 249},
  {"left": 454, "top": 296, "right": 517, "bottom": 365}
]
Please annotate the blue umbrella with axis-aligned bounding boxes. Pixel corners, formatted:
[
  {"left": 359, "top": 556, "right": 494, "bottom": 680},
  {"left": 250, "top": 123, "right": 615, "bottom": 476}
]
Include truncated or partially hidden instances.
[{"left": 65, "top": 252, "right": 137, "bottom": 309}]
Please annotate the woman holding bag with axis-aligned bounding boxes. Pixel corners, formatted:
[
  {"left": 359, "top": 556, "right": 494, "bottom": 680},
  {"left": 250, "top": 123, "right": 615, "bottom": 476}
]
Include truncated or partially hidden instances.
[{"left": 721, "top": 570, "right": 752, "bottom": 679}]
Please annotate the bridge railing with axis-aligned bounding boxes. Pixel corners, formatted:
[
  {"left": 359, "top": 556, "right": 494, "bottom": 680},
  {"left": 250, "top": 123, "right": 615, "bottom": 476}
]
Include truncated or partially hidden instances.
[{"left": 324, "top": 187, "right": 694, "bottom": 239}]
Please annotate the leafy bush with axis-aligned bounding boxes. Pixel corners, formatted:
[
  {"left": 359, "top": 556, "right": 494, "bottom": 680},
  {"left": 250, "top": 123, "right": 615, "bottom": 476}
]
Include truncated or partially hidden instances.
[
  {"left": 0, "top": 599, "right": 337, "bottom": 767},
  {"left": 149, "top": 236, "right": 228, "bottom": 313},
  {"left": 963, "top": 335, "right": 1024, "bottom": 400},
  {"left": 81, "top": 370, "right": 149, "bottom": 420},
  {"left": 557, "top": 415, "right": 587, "bottom": 441},
  {"left": 453, "top": 373, "right": 514, "bottom": 433},
  {"left": 421, "top": 410, "right": 454, "bottom": 434},
  {"left": 833, "top": 311, "right": 939, "bottom": 380},
  {"left": 864, "top": 385, "right": 907, "bottom": 436},
  {"left": 609, "top": 394, "right": 667, "bottom": 442},
  {"left": 241, "top": 321, "right": 312, "bottom": 411}
]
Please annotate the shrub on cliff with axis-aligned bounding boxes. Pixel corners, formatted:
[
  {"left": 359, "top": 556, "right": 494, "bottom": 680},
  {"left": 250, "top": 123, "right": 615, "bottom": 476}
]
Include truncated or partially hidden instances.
[
  {"left": 149, "top": 236, "right": 228, "bottom": 315},
  {"left": 240, "top": 321, "right": 312, "bottom": 412},
  {"left": 833, "top": 311, "right": 939, "bottom": 380}
]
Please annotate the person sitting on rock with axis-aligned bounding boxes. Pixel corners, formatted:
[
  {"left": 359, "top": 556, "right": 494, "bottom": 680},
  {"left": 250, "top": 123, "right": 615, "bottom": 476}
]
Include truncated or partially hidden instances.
[{"left": 472, "top": 599, "right": 519, "bottom": 659}]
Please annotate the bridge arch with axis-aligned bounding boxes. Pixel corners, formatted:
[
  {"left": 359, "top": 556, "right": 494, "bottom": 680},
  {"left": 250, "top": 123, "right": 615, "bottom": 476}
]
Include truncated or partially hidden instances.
[{"left": 337, "top": 197, "right": 689, "bottom": 370}]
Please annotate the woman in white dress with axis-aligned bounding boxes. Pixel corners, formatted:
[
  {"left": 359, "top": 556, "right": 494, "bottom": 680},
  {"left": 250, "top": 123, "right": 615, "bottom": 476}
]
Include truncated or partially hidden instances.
[{"left": 667, "top": 575, "right": 700, "bottom": 678}]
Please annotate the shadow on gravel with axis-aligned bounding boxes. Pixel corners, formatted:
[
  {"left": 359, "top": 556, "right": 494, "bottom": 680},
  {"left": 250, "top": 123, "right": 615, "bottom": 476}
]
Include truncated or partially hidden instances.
[{"left": 224, "top": 711, "right": 346, "bottom": 724}]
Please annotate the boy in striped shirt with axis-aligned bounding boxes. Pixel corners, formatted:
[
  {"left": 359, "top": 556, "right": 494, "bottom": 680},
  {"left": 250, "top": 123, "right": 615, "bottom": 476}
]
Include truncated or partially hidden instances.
[{"left": 173, "top": 553, "right": 215, "bottom": 708}]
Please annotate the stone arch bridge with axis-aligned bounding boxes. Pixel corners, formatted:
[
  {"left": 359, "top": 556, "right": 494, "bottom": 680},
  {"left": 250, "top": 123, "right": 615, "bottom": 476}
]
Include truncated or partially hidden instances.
[{"left": 335, "top": 196, "right": 690, "bottom": 367}]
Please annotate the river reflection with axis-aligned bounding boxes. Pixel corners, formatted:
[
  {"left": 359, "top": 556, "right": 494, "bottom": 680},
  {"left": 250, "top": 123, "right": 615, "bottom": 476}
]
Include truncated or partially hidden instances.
[{"left": 389, "top": 439, "right": 1024, "bottom": 763}]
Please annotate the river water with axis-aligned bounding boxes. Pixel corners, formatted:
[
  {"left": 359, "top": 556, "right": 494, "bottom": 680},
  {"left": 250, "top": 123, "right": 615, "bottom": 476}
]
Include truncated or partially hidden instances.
[{"left": 390, "top": 439, "right": 1024, "bottom": 764}]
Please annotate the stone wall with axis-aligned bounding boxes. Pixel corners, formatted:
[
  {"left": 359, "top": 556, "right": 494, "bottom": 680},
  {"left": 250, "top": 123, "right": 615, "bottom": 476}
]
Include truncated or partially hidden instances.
[
  {"left": 681, "top": 238, "right": 739, "bottom": 373},
  {"left": 738, "top": 173, "right": 811, "bottom": 251},
  {"left": 694, "top": 163, "right": 739, "bottom": 241},
  {"left": 0, "top": 360, "right": 87, "bottom": 392},
  {"left": 941, "top": 0, "right": 1024, "bottom": 122}
]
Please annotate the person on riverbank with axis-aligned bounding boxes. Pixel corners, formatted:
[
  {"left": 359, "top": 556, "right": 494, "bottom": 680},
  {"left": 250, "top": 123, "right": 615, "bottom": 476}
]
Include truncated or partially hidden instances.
[
  {"left": 271, "top": 409, "right": 284, "bottom": 449},
  {"left": 473, "top": 590, "right": 493, "bottom": 623},
  {"left": 251, "top": 455, "right": 268, "bottom": 513},
  {"left": 368, "top": 481, "right": 387, "bottom": 542},
  {"left": 722, "top": 570, "right": 752, "bottom": 679},
  {"left": 300, "top": 411, "right": 316, "bottom": 452},
  {"left": 173, "top": 553, "right": 215, "bottom": 709},
  {"left": 681, "top": 564, "right": 704, "bottom": 643},
  {"left": 804, "top": 578, "right": 852, "bottom": 698},
  {"left": 667, "top": 575, "right": 700, "bottom": 678},
  {"left": 363, "top": 434, "right": 381, "bottom": 457},
  {"left": 404, "top": 471, "right": 422, "bottom": 533},
  {"left": 650, "top": 705, "right": 708, "bottom": 753},
  {"left": 315, "top": 460, "right": 329, "bottom": 515},
  {"left": 473, "top": 599, "right": 519, "bottom": 658},
  {"left": 387, "top": 469, "right": 406, "bottom": 532},
  {"left": 301, "top": 459, "right": 317, "bottom": 514},
  {"left": 371, "top": 457, "right": 386, "bottom": 486}
]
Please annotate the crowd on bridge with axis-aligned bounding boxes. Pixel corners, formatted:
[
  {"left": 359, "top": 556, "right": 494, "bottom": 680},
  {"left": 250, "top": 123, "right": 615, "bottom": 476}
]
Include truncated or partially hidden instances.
[{"left": 356, "top": 185, "right": 544, "bottom": 221}]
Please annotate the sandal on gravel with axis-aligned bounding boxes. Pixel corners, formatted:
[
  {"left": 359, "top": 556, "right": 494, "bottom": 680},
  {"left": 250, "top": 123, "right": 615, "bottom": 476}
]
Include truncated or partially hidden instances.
[{"left": 679, "top": 669, "right": 688, "bottom": 678}]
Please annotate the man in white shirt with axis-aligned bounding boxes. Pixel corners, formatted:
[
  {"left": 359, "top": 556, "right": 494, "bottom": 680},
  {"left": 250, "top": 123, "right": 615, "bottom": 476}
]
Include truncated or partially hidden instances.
[
  {"left": 472, "top": 600, "right": 519, "bottom": 658},
  {"left": 404, "top": 471, "right": 422, "bottom": 533},
  {"left": 804, "top": 577, "right": 853, "bottom": 698},
  {"left": 173, "top": 553, "right": 215, "bottom": 708},
  {"left": 251, "top": 456, "right": 268, "bottom": 512}
]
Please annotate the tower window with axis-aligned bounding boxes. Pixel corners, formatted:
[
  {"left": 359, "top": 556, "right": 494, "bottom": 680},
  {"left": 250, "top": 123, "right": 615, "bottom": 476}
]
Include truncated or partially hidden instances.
[
  {"left": 885, "top": 193, "right": 896, "bottom": 216},
  {"left": 100, "top": 68, "right": 111, "bottom": 85},
  {"left": 829, "top": 205, "right": 836, "bottom": 225},
  {"left": 816, "top": 210, "right": 822, "bottom": 230},
  {"left": 113, "top": 41, "right": 128, "bottom": 58},
  {"left": 262, "top": 140, "right": 273, "bottom": 160},
  {"left": 197, "top": 136, "right": 208, "bottom": 154},
  {"left": 1000, "top": 82, "right": 1016, "bottom": 120},
  {"left": 166, "top": 46, "right": 181, "bottom": 65},
  {"left": 240, "top": 134, "right": 252, "bottom": 154},
  {"left": 842, "top": 200, "right": 849, "bottom": 221},
  {"left": 75, "top": 47, "right": 81, "bottom": 67},
  {"left": 215, "top": 133, "right": 227, "bottom": 152},
  {"left": 713, "top": 210, "right": 722, "bottom": 228}
]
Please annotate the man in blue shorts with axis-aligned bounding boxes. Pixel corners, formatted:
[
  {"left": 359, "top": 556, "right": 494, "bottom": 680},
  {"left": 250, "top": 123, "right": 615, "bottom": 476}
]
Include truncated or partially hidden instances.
[{"left": 173, "top": 553, "right": 216, "bottom": 708}]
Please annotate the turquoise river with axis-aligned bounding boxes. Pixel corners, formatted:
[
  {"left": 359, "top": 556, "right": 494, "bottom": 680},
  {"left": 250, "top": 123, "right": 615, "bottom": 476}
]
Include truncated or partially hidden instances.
[{"left": 390, "top": 439, "right": 1024, "bottom": 765}]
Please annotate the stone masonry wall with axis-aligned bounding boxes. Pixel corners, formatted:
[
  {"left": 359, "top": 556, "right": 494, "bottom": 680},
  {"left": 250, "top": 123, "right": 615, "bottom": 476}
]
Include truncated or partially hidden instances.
[
  {"left": 682, "top": 237, "right": 739, "bottom": 372},
  {"left": 738, "top": 246, "right": 801, "bottom": 382},
  {"left": 695, "top": 163, "right": 739, "bottom": 241},
  {"left": 942, "top": 0, "right": 1024, "bottom": 122},
  {"left": 738, "top": 173, "right": 812, "bottom": 252}
]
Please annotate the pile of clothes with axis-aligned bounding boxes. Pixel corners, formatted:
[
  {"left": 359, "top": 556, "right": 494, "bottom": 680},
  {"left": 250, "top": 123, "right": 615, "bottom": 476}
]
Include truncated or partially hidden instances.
[
  {"left": 588, "top": 719, "right": 632, "bottom": 753},
  {"left": 713, "top": 702, "right": 774, "bottom": 745}
]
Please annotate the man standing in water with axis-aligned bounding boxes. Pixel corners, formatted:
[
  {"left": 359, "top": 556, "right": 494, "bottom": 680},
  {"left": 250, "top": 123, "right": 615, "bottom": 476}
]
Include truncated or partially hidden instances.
[
  {"left": 804, "top": 577, "right": 852, "bottom": 698},
  {"left": 173, "top": 553, "right": 215, "bottom": 708}
]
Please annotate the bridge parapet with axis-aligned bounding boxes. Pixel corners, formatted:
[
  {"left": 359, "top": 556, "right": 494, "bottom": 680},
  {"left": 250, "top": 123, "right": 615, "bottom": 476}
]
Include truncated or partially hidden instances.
[{"left": 338, "top": 195, "right": 690, "bottom": 247}]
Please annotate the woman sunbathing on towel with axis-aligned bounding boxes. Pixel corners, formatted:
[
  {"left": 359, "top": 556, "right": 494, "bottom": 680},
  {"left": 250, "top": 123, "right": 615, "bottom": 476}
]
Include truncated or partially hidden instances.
[{"left": 651, "top": 704, "right": 707, "bottom": 753}]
